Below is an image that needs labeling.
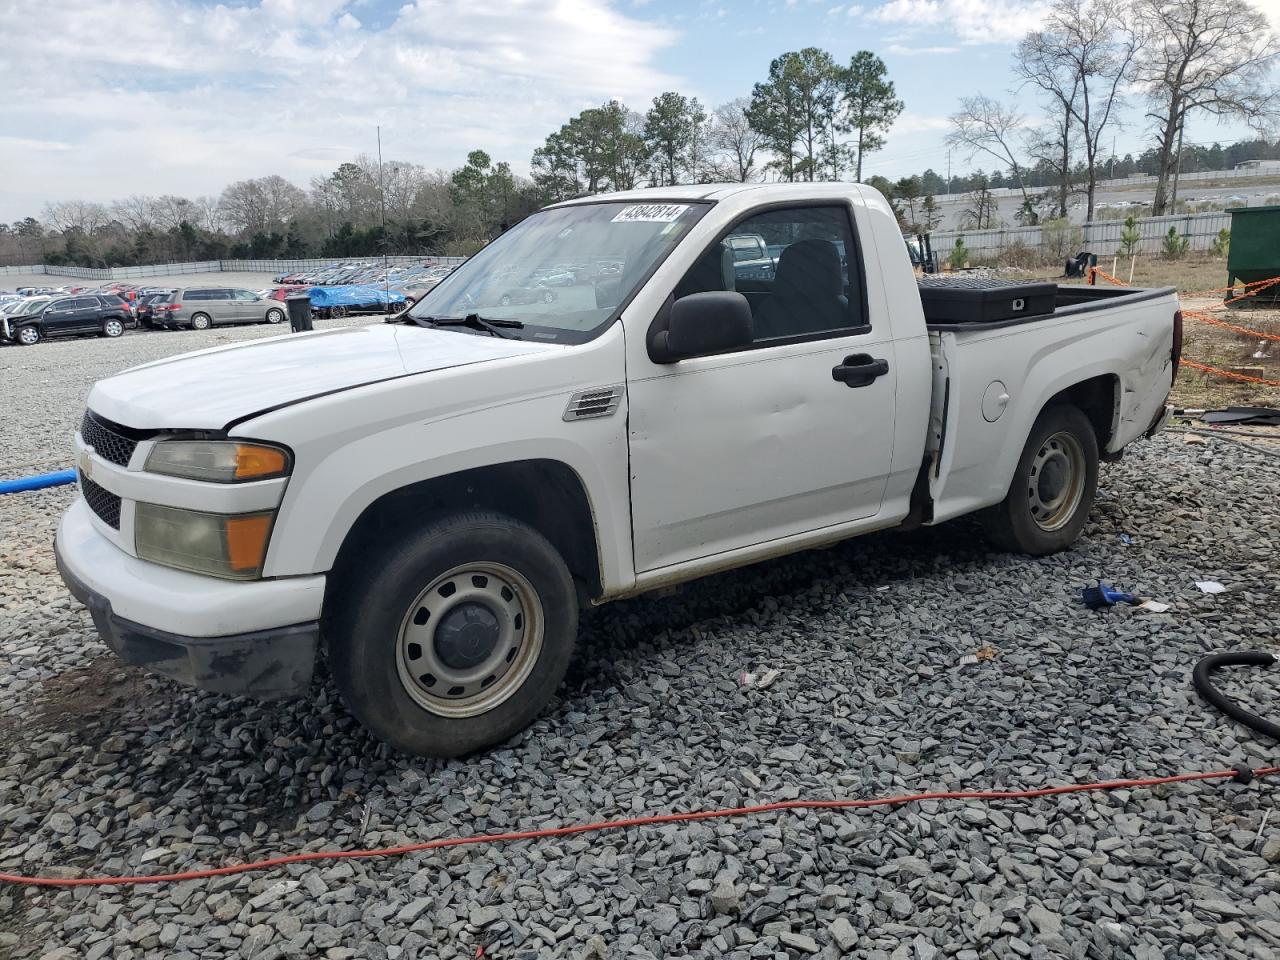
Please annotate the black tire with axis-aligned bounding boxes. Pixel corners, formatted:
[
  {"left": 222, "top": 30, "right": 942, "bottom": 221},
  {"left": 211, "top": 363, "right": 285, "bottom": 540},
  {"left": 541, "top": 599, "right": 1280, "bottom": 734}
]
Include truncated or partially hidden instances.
[
  {"left": 982, "top": 404, "right": 1099, "bottom": 555},
  {"left": 102, "top": 318, "right": 125, "bottom": 338},
  {"left": 190, "top": 312, "right": 211, "bottom": 331},
  {"left": 265, "top": 307, "right": 284, "bottom": 324},
  {"left": 327, "top": 511, "right": 578, "bottom": 757},
  {"left": 15, "top": 325, "right": 41, "bottom": 346}
]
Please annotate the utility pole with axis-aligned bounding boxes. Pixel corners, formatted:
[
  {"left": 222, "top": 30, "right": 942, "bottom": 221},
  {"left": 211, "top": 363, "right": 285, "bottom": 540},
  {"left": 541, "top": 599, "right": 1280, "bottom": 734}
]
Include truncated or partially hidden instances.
[{"left": 946, "top": 148, "right": 951, "bottom": 194}]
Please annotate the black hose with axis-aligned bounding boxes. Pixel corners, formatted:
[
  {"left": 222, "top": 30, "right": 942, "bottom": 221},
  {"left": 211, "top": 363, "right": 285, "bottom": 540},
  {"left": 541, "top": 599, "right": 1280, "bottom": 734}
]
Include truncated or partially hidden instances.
[{"left": 1193, "top": 651, "right": 1280, "bottom": 741}]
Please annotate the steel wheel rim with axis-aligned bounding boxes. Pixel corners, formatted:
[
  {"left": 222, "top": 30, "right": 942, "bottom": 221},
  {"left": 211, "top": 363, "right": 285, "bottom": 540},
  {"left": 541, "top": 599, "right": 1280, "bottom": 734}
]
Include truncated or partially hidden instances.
[
  {"left": 395, "top": 561, "right": 544, "bottom": 718},
  {"left": 1028, "top": 430, "right": 1085, "bottom": 531},
  {"left": 105, "top": 321, "right": 122, "bottom": 336}
]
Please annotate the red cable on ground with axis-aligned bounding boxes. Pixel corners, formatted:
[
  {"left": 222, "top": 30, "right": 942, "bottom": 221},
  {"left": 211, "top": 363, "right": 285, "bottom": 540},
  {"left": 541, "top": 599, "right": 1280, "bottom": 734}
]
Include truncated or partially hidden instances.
[{"left": 1, "top": 767, "right": 1275, "bottom": 889}]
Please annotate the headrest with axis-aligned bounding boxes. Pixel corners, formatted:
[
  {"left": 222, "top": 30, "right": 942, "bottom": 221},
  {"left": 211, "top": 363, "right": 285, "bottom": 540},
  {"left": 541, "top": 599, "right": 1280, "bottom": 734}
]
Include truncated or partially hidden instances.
[{"left": 774, "top": 239, "right": 842, "bottom": 299}]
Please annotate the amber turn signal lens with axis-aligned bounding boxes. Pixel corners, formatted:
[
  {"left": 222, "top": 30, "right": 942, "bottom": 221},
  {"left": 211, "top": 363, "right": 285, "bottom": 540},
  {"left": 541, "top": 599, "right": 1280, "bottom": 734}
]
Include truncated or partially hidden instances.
[
  {"left": 224, "top": 513, "right": 274, "bottom": 572},
  {"left": 234, "top": 444, "right": 289, "bottom": 481}
]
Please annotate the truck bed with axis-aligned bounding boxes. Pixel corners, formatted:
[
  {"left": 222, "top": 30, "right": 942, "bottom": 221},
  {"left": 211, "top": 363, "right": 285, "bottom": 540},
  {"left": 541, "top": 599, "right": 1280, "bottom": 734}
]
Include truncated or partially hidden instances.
[
  {"left": 922, "top": 281, "right": 1180, "bottom": 526},
  {"left": 920, "top": 277, "right": 1176, "bottom": 332}
]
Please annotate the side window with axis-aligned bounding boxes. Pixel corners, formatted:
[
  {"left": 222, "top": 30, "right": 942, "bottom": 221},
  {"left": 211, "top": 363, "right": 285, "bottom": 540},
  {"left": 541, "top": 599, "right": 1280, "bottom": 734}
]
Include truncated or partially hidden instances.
[
  {"left": 70, "top": 298, "right": 96, "bottom": 310},
  {"left": 675, "top": 206, "right": 863, "bottom": 344},
  {"left": 186, "top": 290, "right": 209, "bottom": 301},
  {"left": 233, "top": 289, "right": 256, "bottom": 301},
  {"left": 216, "top": 289, "right": 236, "bottom": 300},
  {"left": 48, "top": 299, "right": 71, "bottom": 312}
]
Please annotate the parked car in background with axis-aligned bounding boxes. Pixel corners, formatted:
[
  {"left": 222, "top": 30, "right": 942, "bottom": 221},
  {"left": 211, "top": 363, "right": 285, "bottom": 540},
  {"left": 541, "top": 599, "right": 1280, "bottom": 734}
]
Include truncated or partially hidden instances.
[
  {"left": 166, "top": 288, "right": 288, "bottom": 329},
  {"left": 1, "top": 293, "right": 132, "bottom": 345},
  {"left": 136, "top": 291, "right": 176, "bottom": 328},
  {"left": 725, "top": 232, "right": 776, "bottom": 280}
]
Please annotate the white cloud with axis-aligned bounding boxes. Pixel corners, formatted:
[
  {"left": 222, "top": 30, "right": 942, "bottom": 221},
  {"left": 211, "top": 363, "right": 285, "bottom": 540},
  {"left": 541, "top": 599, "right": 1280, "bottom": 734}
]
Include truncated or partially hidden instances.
[
  {"left": 0, "top": 0, "right": 681, "bottom": 219},
  {"left": 868, "top": 0, "right": 1050, "bottom": 44},
  {"left": 895, "top": 112, "right": 954, "bottom": 131},
  {"left": 886, "top": 43, "right": 959, "bottom": 55}
]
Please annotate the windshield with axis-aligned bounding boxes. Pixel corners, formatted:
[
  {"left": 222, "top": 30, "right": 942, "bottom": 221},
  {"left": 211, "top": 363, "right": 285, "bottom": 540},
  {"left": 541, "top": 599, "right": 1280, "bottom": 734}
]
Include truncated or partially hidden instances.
[
  {"left": 406, "top": 200, "right": 708, "bottom": 343},
  {"left": 7, "top": 297, "right": 49, "bottom": 315}
]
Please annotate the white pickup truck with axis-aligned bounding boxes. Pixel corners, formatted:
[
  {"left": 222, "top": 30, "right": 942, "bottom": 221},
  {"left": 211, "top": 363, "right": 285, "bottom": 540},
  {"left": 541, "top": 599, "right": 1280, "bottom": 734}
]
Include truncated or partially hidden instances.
[{"left": 56, "top": 183, "right": 1181, "bottom": 757}]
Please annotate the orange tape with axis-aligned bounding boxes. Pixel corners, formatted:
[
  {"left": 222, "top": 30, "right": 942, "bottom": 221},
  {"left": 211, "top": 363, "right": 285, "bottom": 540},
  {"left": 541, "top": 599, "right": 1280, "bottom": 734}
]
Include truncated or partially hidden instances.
[
  {"left": 1180, "top": 359, "right": 1280, "bottom": 387},
  {"left": 1182, "top": 309, "right": 1280, "bottom": 343}
]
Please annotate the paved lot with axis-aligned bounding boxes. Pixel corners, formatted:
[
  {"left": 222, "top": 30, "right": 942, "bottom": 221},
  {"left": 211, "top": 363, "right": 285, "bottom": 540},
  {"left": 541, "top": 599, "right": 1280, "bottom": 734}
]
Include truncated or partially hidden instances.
[{"left": 1, "top": 325, "right": 1279, "bottom": 959}]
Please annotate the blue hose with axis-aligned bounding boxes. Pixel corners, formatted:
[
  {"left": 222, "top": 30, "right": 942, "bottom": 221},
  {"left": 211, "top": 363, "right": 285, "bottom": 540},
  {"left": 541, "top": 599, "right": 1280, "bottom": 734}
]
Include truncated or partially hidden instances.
[{"left": 0, "top": 469, "right": 76, "bottom": 494}]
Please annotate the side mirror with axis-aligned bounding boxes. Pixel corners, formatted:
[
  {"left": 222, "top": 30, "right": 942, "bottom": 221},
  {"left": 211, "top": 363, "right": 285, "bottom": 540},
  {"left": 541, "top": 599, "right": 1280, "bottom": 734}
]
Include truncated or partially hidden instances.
[{"left": 652, "top": 291, "right": 753, "bottom": 362}]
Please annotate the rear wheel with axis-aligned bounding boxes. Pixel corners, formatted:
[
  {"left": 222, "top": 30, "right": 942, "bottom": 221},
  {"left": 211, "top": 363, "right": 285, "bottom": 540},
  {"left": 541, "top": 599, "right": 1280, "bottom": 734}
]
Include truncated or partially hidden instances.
[
  {"left": 102, "top": 318, "right": 124, "bottom": 338},
  {"left": 16, "top": 325, "right": 40, "bottom": 346},
  {"left": 983, "top": 404, "right": 1098, "bottom": 555},
  {"left": 328, "top": 512, "right": 578, "bottom": 757},
  {"left": 190, "top": 313, "right": 211, "bottom": 331}
]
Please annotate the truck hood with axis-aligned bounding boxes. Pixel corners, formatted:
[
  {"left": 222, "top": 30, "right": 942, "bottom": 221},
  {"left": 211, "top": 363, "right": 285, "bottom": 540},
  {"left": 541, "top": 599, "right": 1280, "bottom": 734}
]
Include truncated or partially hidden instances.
[{"left": 88, "top": 323, "right": 558, "bottom": 430}]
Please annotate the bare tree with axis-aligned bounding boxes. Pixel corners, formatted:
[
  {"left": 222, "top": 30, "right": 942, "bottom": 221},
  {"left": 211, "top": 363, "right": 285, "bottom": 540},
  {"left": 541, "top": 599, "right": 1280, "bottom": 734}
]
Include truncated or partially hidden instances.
[
  {"left": 111, "top": 195, "right": 158, "bottom": 233},
  {"left": 152, "top": 195, "right": 198, "bottom": 232},
  {"left": 706, "top": 98, "right": 765, "bottom": 181},
  {"left": 219, "top": 176, "right": 306, "bottom": 236},
  {"left": 959, "top": 176, "right": 999, "bottom": 230},
  {"left": 1132, "top": 0, "right": 1279, "bottom": 215},
  {"left": 1016, "top": 0, "right": 1140, "bottom": 221},
  {"left": 42, "top": 199, "right": 109, "bottom": 236},
  {"left": 946, "top": 95, "right": 1036, "bottom": 220}
]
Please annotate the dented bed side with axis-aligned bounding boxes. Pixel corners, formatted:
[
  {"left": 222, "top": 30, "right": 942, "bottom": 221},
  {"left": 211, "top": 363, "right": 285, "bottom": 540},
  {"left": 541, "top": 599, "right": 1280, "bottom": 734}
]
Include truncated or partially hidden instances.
[{"left": 925, "top": 288, "right": 1179, "bottom": 525}]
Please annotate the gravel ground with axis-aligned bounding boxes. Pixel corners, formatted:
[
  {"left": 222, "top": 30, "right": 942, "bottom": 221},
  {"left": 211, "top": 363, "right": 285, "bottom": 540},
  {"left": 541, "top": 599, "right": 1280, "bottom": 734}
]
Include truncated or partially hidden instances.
[{"left": 1, "top": 328, "right": 1279, "bottom": 960}]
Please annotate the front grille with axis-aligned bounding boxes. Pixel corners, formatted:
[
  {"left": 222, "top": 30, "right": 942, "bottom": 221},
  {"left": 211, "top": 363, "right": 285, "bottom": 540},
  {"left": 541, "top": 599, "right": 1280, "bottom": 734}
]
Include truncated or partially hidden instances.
[
  {"left": 80, "top": 473, "right": 122, "bottom": 530},
  {"left": 80, "top": 411, "right": 152, "bottom": 467}
]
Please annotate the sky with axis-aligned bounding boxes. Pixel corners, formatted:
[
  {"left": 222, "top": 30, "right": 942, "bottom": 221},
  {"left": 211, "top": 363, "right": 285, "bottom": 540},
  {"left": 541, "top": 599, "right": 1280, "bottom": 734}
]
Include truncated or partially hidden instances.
[{"left": 1, "top": 0, "right": 1277, "bottom": 222}]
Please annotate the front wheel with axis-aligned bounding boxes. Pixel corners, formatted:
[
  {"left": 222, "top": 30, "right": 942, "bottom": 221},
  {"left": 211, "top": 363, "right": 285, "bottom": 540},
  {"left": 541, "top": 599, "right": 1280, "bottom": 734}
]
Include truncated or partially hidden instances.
[
  {"left": 265, "top": 307, "right": 284, "bottom": 324},
  {"left": 16, "top": 325, "right": 41, "bottom": 346},
  {"left": 328, "top": 512, "right": 578, "bottom": 757},
  {"left": 982, "top": 404, "right": 1099, "bottom": 555}
]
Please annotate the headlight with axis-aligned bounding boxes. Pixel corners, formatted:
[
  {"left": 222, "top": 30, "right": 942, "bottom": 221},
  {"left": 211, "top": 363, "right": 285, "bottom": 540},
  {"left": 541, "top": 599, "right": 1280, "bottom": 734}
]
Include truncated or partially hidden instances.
[
  {"left": 135, "top": 503, "right": 275, "bottom": 580},
  {"left": 146, "top": 440, "right": 290, "bottom": 483}
]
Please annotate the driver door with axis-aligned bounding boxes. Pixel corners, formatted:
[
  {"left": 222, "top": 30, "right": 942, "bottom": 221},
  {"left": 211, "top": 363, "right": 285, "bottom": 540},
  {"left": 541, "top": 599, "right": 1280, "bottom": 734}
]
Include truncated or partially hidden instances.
[{"left": 627, "top": 204, "right": 897, "bottom": 572}]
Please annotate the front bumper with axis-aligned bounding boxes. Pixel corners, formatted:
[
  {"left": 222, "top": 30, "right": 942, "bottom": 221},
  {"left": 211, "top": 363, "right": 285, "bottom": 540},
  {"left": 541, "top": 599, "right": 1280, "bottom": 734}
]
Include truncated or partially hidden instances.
[{"left": 55, "top": 498, "right": 324, "bottom": 698}]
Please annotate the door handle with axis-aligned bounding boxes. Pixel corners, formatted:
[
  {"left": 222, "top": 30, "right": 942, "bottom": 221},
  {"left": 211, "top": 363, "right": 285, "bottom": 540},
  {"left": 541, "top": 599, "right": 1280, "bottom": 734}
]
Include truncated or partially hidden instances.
[{"left": 832, "top": 354, "right": 890, "bottom": 388}]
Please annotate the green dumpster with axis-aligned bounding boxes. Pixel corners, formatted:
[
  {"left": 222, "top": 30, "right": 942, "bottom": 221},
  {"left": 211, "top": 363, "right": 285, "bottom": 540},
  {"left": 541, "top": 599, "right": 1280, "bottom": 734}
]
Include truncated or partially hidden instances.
[{"left": 1226, "top": 205, "right": 1280, "bottom": 307}]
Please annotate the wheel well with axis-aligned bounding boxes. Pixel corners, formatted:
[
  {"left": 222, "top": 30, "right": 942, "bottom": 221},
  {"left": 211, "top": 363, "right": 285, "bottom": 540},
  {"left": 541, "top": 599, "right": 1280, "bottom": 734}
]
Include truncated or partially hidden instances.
[
  {"left": 1044, "top": 374, "right": 1118, "bottom": 449},
  {"left": 330, "top": 459, "right": 603, "bottom": 604}
]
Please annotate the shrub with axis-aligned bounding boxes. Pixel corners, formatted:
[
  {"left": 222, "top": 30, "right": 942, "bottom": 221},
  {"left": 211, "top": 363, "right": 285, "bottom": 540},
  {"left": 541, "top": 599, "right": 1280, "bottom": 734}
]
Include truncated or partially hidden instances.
[
  {"left": 1041, "top": 218, "right": 1083, "bottom": 262},
  {"left": 993, "top": 239, "right": 1040, "bottom": 268},
  {"left": 1162, "top": 226, "right": 1190, "bottom": 260},
  {"left": 948, "top": 236, "right": 968, "bottom": 270},
  {"left": 1211, "top": 228, "right": 1230, "bottom": 258}
]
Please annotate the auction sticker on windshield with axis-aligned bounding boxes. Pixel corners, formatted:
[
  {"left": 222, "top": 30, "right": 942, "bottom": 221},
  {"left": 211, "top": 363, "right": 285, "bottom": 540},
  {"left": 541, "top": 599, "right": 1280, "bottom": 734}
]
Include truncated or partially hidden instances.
[{"left": 610, "top": 203, "right": 691, "bottom": 223}]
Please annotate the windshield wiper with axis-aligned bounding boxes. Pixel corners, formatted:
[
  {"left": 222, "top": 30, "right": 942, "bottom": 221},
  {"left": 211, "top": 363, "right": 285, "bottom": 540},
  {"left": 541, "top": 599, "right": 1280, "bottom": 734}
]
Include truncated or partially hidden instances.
[{"left": 412, "top": 313, "right": 524, "bottom": 339}]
